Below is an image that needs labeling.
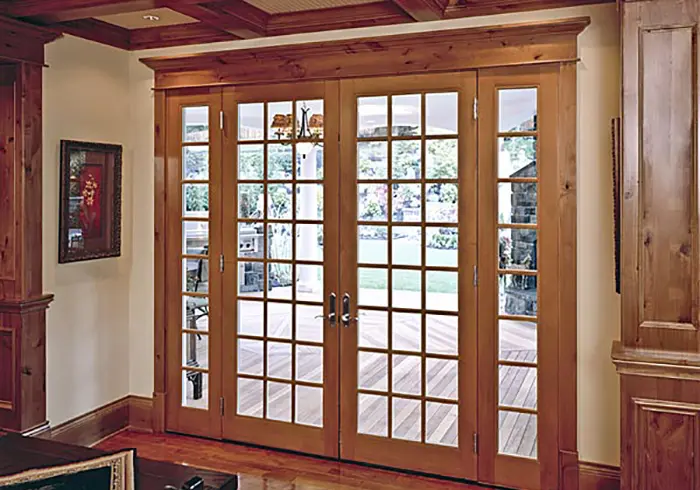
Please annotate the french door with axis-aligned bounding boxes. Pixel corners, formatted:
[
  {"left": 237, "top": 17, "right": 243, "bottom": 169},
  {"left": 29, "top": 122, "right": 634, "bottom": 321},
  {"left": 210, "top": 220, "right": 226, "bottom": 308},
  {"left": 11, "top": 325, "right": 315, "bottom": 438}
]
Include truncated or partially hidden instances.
[{"left": 163, "top": 66, "right": 559, "bottom": 490}]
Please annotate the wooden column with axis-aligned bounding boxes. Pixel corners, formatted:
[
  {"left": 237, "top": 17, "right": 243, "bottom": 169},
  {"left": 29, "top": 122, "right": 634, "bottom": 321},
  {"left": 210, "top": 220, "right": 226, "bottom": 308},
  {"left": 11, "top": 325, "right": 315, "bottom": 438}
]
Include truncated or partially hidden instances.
[
  {"left": 0, "top": 17, "right": 58, "bottom": 433},
  {"left": 612, "top": 0, "right": 700, "bottom": 488}
]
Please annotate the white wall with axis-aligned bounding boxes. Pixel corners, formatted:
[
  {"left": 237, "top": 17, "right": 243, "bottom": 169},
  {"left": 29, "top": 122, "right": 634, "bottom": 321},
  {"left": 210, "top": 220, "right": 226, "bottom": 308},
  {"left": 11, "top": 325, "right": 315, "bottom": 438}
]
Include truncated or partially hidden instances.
[
  {"left": 43, "top": 36, "right": 132, "bottom": 426},
  {"left": 41, "top": 2, "right": 621, "bottom": 466}
]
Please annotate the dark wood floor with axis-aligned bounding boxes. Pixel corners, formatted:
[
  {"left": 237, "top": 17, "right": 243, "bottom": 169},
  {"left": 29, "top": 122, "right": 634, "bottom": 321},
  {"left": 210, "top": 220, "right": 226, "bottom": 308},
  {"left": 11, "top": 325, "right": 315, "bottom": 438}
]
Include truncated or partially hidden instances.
[{"left": 98, "top": 431, "right": 495, "bottom": 490}]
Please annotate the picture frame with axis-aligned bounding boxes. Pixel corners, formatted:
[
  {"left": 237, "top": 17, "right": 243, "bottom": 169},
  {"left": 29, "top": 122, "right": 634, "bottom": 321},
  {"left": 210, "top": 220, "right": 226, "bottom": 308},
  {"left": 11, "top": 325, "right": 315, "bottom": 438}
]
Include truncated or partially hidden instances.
[{"left": 59, "top": 140, "right": 122, "bottom": 263}]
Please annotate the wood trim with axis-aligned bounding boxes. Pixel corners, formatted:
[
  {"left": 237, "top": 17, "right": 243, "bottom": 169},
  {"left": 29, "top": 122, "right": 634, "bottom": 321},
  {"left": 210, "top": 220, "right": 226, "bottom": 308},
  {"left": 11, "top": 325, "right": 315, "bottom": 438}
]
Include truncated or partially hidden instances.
[
  {"left": 391, "top": 0, "right": 446, "bottom": 21},
  {"left": 58, "top": 18, "right": 130, "bottom": 50},
  {"left": 153, "top": 89, "right": 166, "bottom": 434},
  {"left": 39, "top": 395, "right": 153, "bottom": 447},
  {"left": 579, "top": 461, "right": 621, "bottom": 490},
  {"left": 611, "top": 341, "right": 700, "bottom": 380},
  {"left": 130, "top": 23, "right": 237, "bottom": 51},
  {"left": 0, "top": 16, "right": 59, "bottom": 65},
  {"left": 444, "top": 0, "right": 613, "bottom": 19},
  {"left": 141, "top": 17, "right": 589, "bottom": 89}
]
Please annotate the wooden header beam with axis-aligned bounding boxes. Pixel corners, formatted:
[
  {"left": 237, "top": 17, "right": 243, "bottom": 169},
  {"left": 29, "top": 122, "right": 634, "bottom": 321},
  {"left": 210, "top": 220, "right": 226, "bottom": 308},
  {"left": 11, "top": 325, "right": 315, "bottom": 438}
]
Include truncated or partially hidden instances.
[{"left": 391, "top": 0, "right": 447, "bottom": 21}]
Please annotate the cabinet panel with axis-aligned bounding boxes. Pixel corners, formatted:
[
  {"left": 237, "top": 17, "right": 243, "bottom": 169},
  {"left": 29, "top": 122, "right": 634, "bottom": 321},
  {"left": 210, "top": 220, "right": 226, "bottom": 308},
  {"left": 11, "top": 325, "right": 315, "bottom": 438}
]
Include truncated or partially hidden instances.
[{"left": 0, "top": 329, "right": 13, "bottom": 407}]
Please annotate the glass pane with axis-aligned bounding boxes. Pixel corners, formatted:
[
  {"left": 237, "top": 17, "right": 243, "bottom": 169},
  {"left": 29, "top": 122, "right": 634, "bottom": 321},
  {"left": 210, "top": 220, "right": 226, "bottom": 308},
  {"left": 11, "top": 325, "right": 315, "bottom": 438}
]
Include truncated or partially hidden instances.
[
  {"left": 268, "top": 223, "right": 292, "bottom": 260},
  {"left": 296, "top": 184, "right": 323, "bottom": 220},
  {"left": 426, "top": 139, "right": 457, "bottom": 179},
  {"left": 268, "top": 101, "right": 293, "bottom": 140},
  {"left": 238, "top": 144, "right": 264, "bottom": 180},
  {"left": 426, "top": 227, "right": 457, "bottom": 267},
  {"left": 238, "top": 222, "right": 264, "bottom": 259},
  {"left": 499, "top": 88, "right": 537, "bottom": 132},
  {"left": 183, "top": 258, "right": 208, "bottom": 294},
  {"left": 499, "top": 228, "right": 537, "bottom": 271},
  {"left": 183, "top": 146, "right": 208, "bottom": 180},
  {"left": 499, "top": 410, "right": 537, "bottom": 458},
  {"left": 359, "top": 309, "right": 388, "bottom": 349},
  {"left": 239, "top": 103, "right": 264, "bottom": 141},
  {"left": 358, "top": 184, "right": 388, "bottom": 222},
  {"left": 358, "top": 96, "right": 388, "bottom": 138},
  {"left": 392, "top": 269, "right": 421, "bottom": 309},
  {"left": 268, "top": 302, "right": 292, "bottom": 339},
  {"left": 268, "top": 263, "right": 292, "bottom": 300},
  {"left": 183, "top": 184, "right": 208, "bottom": 218},
  {"left": 268, "top": 342, "right": 292, "bottom": 380},
  {"left": 182, "top": 371, "right": 208, "bottom": 409},
  {"left": 392, "top": 94, "right": 421, "bottom": 136},
  {"left": 267, "top": 382, "right": 292, "bottom": 422},
  {"left": 238, "top": 261, "right": 265, "bottom": 297},
  {"left": 499, "top": 182, "right": 537, "bottom": 225},
  {"left": 392, "top": 140, "right": 421, "bottom": 180},
  {"left": 392, "top": 397, "right": 421, "bottom": 442},
  {"left": 296, "top": 385, "right": 323, "bottom": 427},
  {"left": 296, "top": 304, "right": 323, "bottom": 343},
  {"left": 426, "top": 183, "right": 457, "bottom": 223},
  {"left": 297, "top": 224, "right": 323, "bottom": 262},
  {"left": 183, "top": 296, "right": 209, "bottom": 332},
  {"left": 500, "top": 318, "right": 537, "bottom": 362},
  {"left": 297, "top": 143, "right": 323, "bottom": 180},
  {"left": 359, "top": 226, "right": 388, "bottom": 264},
  {"left": 392, "top": 184, "right": 421, "bottom": 222},
  {"left": 357, "top": 352, "right": 389, "bottom": 391},
  {"left": 182, "top": 332, "right": 208, "bottom": 370},
  {"left": 392, "top": 226, "right": 421, "bottom": 266},
  {"left": 237, "top": 378, "right": 263, "bottom": 418},
  {"left": 237, "top": 300, "right": 263, "bottom": 336},
  {"left": 426, "top": 271, "right": 457, "bottom": 312},
  {"left": 238, "top": 184, "right": 264, "bottom": 219},
  {"left": 358, "top": 394, "right": 388, "bottom": 437},
  {"left": 426, "top": 93, "right": 458, "bottom": 135},
  {"left": 297, "top": 99, "right": 324, "bottom": 140},
  {"left": 183, "top": 106, "right": 208, "bottom": 143},
  {"left": 500, "top": 365, "right": 537, "bottom": 410},
  {"left": 392, "top": 312, "right": 421, "bottom": 352},
  {"left": 427, "top": 358, "right": 458, "bottom": 400},
  {"left": 297, "top": 265, "right": 323, "bottom": 303},
  {"left": 499, "top": 136, "right": 537, "bottom": 178},
  {"left": 500, "top": 273, "right": 538, "bottom": 317},
  {"left": 426, "top": 314, "right": 457, "bottom": 356},
  {"left": 358, "top": 141, "right": 388, "bottom": 180},
  {"left": 393, "top": 355, "right": 421, "bottom": 395},
  {"left": 296, "top": 345, "right": 323, "bottom": 383},
  {"left": 183, "top": 221, "right": 208, "bottom": 255},
  {"left": 426, "top": 402, "right": 458, "bottom": 447},
  {"left": 268, "top": 184, "right": 292, "bottom": 220},
  {"left": 238, "top": 339, "right": 263, "bottom": 375},
  {"left": 268, "top": 144, "right": 293, "bottom": 179},
  {"left": 359, "top": 268, "right": 388, "bottom": 307}
]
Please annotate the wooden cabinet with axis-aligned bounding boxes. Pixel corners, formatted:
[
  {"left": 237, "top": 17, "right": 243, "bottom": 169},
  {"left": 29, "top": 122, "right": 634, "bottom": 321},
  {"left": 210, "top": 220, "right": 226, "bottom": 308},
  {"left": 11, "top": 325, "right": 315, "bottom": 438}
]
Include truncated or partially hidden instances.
[{"left": 613, "top": 1, "right": 700, "bottom": 488}]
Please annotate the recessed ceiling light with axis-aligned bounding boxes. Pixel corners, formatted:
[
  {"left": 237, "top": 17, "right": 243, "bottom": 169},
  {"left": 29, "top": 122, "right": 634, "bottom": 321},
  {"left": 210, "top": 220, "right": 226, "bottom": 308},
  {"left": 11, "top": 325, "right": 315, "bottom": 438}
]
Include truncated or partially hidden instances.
[{"left": 142, "top": 14, "right": 160, "bottom": 21}]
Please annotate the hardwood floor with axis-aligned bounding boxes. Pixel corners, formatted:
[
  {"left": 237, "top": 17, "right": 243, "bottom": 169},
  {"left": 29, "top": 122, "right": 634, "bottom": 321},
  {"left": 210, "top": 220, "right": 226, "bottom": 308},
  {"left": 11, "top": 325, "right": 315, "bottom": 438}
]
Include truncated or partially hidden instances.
[{"left": 98, "top": 431, "right": 494, "bottom": 489}]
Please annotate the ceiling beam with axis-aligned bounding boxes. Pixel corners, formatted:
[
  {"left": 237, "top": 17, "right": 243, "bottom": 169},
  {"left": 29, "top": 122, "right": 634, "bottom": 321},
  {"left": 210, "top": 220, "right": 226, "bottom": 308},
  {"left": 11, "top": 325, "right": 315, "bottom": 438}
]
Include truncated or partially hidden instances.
[
  {"left": 130, "top": 22, "right": 238, "bottom": 50},
  {"left": 444, "top": 0, "right": 613, "bottom": 18},
  {"left": 171, "top": 2, "right": 267, "bottom": 39},
  {"left": 4, "top": 0, "right": 207, "bottom": 23},
  {"left": 59, "top": 18, "right": 131, "bottom": 49},
  {"left": 390, "top": 0, "right": 446, "bottom": 21}
]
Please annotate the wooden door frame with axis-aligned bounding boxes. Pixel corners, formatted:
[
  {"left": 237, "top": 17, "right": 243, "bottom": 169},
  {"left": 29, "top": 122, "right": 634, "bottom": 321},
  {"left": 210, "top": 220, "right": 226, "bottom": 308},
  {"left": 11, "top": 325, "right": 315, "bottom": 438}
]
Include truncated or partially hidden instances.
[{"left": 149, "top": 18, "right": 582, "bottom": 490}]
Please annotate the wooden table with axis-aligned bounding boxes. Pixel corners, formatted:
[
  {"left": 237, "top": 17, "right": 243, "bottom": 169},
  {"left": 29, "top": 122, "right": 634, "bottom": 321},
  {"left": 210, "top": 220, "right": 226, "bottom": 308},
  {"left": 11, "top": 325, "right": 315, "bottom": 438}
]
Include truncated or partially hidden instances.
[{"left": 0, "top": 432, "right": 237, "bottom": 490}]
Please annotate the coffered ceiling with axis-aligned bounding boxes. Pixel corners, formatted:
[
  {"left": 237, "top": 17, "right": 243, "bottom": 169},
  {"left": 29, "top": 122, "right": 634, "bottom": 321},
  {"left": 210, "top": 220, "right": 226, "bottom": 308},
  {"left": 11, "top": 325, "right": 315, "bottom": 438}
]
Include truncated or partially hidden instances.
[{"left": 0, "top": 0, "right": 612, "bottom": 50}]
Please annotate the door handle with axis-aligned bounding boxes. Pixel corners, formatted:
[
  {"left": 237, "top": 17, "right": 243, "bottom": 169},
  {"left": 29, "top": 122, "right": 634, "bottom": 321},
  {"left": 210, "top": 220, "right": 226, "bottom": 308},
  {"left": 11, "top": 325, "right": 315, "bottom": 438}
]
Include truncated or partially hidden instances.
[
  {"left": 341, "top": 293, "right": 358, "bottom": 328},
  {"left": 315, "top": 292, "right": 337, "bottom": 327}
]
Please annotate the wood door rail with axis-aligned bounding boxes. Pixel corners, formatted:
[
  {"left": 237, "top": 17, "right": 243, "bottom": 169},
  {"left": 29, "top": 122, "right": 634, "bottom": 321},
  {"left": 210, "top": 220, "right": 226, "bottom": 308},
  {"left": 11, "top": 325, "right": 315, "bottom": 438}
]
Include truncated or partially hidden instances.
[{"left": 141, "top": 17, "right": 590, "bottom": 89}]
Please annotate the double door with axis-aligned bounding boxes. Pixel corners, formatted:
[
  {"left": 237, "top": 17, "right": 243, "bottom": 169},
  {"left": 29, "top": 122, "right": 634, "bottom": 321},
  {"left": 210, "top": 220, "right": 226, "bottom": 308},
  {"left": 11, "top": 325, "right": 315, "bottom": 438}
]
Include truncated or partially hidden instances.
[{"left": 166, "top": 68, "right": 556, "bottom": 489}]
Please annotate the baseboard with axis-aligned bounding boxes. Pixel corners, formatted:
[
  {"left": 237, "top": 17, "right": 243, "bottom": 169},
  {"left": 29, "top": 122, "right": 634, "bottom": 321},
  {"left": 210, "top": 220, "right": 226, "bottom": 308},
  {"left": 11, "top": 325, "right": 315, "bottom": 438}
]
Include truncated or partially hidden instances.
[
  {"left": 39, "top": 395, "right": 153, "bottom": 447},
  {"left": 579, "top": 461, "right": 620, "bottom": 490}
]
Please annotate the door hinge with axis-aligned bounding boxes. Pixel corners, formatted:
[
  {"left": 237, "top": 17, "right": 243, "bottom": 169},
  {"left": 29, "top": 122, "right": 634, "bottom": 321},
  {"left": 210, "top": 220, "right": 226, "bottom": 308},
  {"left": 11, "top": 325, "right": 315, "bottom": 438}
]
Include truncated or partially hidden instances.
[
  {"left": 220, "top": 254, "right": 225, "bottom": 273},
  {"left": 220, "top": 397, "right": 225, "bottom": 417},
  {"left": 220, "top": 110, "right": 224, "bottom": 130},
  {"left": 473, "top": 97, "right": 478, "bottom": 120},
  {"left": 473, "top": 433, "right": 479, "bottom": 454},
  {"left": 473, "top": 265, "right": 478, "bottom": 287}
]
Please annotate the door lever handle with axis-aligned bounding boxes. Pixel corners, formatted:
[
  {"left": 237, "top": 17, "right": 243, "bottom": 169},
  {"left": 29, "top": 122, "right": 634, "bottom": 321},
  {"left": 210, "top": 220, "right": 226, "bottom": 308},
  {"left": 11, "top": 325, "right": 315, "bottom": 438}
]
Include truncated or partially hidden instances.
[
  {"left": 341, "top": 293, "right": 358, "bottom": 328},
  {"left": 315, "top": 292, "right": 337, "bottom": 327}
]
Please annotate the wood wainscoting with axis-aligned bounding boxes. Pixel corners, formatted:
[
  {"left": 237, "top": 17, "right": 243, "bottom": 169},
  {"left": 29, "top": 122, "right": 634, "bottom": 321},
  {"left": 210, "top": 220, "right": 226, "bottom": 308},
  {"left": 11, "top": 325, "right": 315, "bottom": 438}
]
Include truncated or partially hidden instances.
[{"left": 579, "top": 462, "right": 620, "bottom": 490}]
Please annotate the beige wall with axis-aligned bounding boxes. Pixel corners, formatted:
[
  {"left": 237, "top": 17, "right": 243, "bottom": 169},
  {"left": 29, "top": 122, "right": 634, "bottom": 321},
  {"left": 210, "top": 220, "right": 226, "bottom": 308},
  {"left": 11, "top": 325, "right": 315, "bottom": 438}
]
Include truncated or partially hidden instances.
[
  {"left": 43, "top": 36, "right": 133, "bottom": 425},
  {"left": 41, "top": 2, "right": 621, "bottom": 466}
]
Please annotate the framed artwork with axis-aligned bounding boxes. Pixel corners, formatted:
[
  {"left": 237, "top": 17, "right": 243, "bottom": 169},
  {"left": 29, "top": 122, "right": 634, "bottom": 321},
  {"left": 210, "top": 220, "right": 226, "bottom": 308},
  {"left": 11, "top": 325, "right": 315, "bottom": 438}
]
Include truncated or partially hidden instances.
[{"left": 59, "top": 140, "right": 122, "bottom": 263}]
